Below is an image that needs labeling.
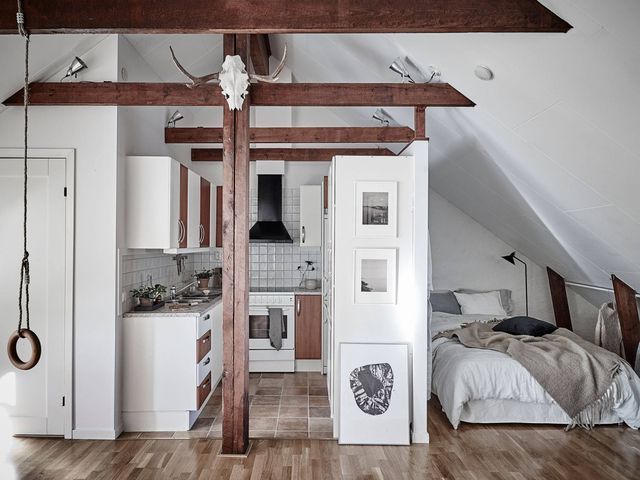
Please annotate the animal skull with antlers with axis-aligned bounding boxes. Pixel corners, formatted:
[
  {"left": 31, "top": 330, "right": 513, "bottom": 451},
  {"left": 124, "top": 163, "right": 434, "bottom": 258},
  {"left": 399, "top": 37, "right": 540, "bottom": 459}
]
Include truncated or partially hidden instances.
[{"left": 170, "top": 45, "right": 287, "bottom": 111}]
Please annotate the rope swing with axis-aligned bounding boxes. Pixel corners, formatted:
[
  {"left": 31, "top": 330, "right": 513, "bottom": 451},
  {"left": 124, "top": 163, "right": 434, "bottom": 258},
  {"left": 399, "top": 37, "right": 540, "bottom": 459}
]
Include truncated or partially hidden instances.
[{"left": 7, "top": 0, "right": 41, "bottom": 371}]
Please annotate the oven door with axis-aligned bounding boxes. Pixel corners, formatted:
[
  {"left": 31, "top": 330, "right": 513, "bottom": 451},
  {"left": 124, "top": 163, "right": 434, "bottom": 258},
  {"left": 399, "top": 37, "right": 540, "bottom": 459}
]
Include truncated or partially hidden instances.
[{"left": 249, "top": 306, "right": 295, "bottom": 350}]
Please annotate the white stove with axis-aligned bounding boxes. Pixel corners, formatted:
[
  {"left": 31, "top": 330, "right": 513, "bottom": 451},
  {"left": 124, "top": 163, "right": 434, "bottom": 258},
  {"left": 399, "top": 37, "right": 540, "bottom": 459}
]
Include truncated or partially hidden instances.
[{"left": 248, "top": 291, "right": 295, "bottom": 372}]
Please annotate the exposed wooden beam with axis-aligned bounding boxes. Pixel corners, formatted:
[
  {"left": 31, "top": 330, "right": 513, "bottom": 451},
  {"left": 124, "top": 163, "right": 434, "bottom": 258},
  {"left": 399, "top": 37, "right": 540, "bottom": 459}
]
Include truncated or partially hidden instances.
[
  {"left": 192, "top": 147, "right": 396, "bottom": 162},
  {"left": 0, "top": 1, "right": 571, "bottom": 34},
  {"left": 3, "top": 83, "right": 475, "bottom": 108},
  {"left": 250, "top": 35, "right": 271, "bottom": 76},
  {"left": 165, "top": 126, "right": 416, "bottom": 144},
  {"left": 414, "top": 106, "right": 426, "bottom": 140},
  {"left": 546, "top": 267, "right": 573, "bottom": 331},
  {"left": 611, "top": 275, "right": 640, "bottom": 365},
  {"left": 221, "top": 33, "right": 250, "bottom": 456}
]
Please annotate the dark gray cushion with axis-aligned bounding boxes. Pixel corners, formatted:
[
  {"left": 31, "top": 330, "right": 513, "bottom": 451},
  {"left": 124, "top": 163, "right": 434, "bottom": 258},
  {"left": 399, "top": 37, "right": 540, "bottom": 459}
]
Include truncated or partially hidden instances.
[
  {"left": 429, "top": 290, "right": 461, "bottom": 315},
  {"left": 492, "top": 316, "right": 557, "bottom": 337}
]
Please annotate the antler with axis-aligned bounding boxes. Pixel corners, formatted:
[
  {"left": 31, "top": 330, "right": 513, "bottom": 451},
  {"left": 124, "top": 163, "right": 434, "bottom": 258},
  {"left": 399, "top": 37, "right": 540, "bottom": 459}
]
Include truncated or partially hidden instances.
[
  {"left": 250, "top": 44, "right": 288, "bottom": 83},
  {"left": 170, "top": 46, "right": 220, "bottom": 88}
]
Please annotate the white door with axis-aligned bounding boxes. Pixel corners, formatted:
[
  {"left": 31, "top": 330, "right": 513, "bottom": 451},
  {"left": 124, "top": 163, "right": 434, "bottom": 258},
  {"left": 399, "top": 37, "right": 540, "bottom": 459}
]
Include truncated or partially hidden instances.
[{"left": 0, "top": 157, "right": 67, "bottom": 436}]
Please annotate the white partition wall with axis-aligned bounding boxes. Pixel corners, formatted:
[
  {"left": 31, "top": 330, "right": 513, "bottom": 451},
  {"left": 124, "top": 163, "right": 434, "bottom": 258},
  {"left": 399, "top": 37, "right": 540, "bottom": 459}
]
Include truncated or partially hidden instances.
[{"left": 330, "top": 147, "right": 429, "bottom": 443}]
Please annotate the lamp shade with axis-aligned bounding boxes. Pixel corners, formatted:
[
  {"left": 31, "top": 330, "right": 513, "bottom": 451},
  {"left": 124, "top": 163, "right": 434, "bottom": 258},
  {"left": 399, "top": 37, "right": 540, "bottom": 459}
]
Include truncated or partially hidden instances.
[
  {"left": 501, "top": 252, "right": 516, "bottom": 265},
  {"left": 389, "top": 57, "right": 413, "bottom": 82},
  {"left": 63, "top": 57, "right": 88, "bottom": 79},
  {"left": 167, "top": 110, "right": 184, "bottom": 127}
]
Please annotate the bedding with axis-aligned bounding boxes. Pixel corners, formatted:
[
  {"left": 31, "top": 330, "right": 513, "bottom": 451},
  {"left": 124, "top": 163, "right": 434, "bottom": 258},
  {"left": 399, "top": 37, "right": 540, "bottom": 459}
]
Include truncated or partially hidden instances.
[
  {"left": 429, "top": 290, "right": 461, "bottom": 315},
  {"left": 453, "top": 291, "right": 506, "bottom": 316},
  {"left": 431, "top": 312, "right": 640, "bottom": 430}
]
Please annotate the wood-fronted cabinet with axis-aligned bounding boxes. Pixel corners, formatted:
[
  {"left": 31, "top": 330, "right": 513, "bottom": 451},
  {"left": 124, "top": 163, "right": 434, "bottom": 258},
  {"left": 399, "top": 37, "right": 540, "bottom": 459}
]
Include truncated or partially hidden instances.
[
  {"left": 295, "top": 294, "right": 322, "bottom": 359},
  {"left": 125, "top": 156, "right": 219, "bottom": 252},
  {"left": 300, "top": 185, "right": 322, "bottom": 247},
  {"left": 200, "top": 178, "right": 211, "bottom": 247}
]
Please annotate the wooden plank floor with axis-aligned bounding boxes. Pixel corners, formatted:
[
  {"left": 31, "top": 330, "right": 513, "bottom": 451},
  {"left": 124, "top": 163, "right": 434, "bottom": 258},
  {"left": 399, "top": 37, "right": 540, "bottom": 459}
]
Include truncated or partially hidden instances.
[{"left": 6, "top": 399, "right": 640, "bottom": 479}]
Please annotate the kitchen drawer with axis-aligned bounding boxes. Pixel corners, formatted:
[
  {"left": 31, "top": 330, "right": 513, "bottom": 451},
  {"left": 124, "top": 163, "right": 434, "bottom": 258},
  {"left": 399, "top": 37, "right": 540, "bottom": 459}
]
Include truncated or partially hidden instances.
[
  {"left": 197, "top": 352, "right": 212, "bottom": 386},
  {"left": 198, "top": 310, "right": 213, "bottom": 338},
  {"left": 197, "top": 372, "right": 212, "bottom": 410},
  {"left": 196, "top": 330, "right": 211, "bottom": 363}
]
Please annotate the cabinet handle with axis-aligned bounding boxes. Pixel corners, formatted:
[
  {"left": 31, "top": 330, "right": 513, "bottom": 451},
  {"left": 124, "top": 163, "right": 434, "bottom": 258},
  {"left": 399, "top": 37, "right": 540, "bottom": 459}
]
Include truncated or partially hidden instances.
[
  {"left": 296, "top": 298, "right": 301, "bottom": 316},
  {"left": 203, "top": 357, "right": 210, "bottom": 366},
  {"left": 202, "top": 380, "right": 210, "bottom": 390},
  {"left": 301, "top": 226, "right": 306, "bottom": 243},
  {"left": 203, "top": 314, "right": 210, "bottom": 321},
  {"left": 202, "top": 336, "right": 209, "bottom": 344},
  {"left": 199, "top": 224, "right": 204, "bottom": 244},
  {"left": 178, "top": 219, "right": 185, "bottom": 243}
]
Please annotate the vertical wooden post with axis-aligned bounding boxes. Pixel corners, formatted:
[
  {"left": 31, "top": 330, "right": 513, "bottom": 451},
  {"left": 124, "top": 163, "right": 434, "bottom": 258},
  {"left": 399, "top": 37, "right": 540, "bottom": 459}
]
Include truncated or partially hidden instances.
[
  {"left": 612, "top": 275, "right": 640, "bottom": 365},
  {"left": 221, "top": 33, "right": 251, "bottom": 455},
  {"left": 414, "top": 106, "right": 426, "bottom": 139},
  {"left": 546, "top": 267, "right": 573, "bottom": 331}
]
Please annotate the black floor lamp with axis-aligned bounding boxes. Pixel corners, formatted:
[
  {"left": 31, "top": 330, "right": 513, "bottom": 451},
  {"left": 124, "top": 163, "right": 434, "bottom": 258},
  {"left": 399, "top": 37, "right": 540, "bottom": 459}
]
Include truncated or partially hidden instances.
[{"left": 502, "top": 251, "right": 528, "bottom": 316}]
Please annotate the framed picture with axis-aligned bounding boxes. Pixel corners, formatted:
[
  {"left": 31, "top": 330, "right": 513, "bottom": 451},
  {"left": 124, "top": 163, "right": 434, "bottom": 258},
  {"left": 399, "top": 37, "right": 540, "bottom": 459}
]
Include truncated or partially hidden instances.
[
  {"left": 355, "top": 181, "right": 397, "bottom": 237},
  {"left": 339, "top": 343, "right": 410, "bottom": 445},
  {"left": 354, "top": 248, "right": 397, "bottom": 304}
]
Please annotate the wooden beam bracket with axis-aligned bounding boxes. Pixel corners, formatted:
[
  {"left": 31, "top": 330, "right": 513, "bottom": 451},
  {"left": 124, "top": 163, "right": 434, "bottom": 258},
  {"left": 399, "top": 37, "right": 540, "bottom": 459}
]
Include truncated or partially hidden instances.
[
  {"left": 612, "top": 275, "right": 640, "bottom": 365},
  {"left": 546, "top": 267, "right": 573, "bottom": 331}
]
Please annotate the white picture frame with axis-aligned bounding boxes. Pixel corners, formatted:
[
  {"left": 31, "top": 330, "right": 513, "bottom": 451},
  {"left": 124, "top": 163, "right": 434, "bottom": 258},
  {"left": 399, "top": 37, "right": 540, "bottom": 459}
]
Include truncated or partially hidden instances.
[
  {"left": 339, "top": 343, "right": 410, "bottom": 445},
  {"left": 354, "top": 248, "right": 397, "bottom": 304},
  {"left": 354, "top": 181, "right": 397, "bottom": 237}
]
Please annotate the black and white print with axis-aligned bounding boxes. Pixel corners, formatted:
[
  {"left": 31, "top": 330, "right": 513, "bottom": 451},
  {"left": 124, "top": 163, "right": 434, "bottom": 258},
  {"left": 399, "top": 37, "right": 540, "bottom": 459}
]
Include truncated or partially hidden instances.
[
  {"left": 349, "top": 363, "right": 394, "bottom": 416},
  {"left": 360, "top": 259, "right": 388, "bottom": 293},
  {"left": 362, "top": 192, "right": 389, "bottom": 225}
]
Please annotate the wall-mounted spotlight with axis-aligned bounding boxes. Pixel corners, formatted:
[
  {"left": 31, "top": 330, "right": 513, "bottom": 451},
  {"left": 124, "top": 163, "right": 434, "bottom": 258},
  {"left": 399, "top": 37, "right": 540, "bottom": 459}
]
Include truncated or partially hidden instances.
[
  {"left": 167, "top": 110, "right": 184, "bottom": 128},
  {"left": 61, "top": 57, "right": 88, "bottom": 81},
  {"left": 389, "top": 56, "right": 440, "bottom": 84},
  {"left": 372, "top": 108, "right": 397, "bottom": 127}
]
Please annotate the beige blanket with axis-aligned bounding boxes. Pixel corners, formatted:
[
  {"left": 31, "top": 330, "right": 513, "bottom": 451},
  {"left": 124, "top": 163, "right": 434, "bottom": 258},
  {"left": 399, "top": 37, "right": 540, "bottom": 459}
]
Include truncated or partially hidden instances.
[{"left": 445, "top": 323, "right": 625, "bottom": 429}]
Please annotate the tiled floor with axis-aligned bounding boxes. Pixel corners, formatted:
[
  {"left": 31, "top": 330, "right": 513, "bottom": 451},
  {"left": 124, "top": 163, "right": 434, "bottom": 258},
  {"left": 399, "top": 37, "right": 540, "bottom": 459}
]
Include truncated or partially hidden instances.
[{"left": 121, "top": 371, "right": 334, "bottom": 440}]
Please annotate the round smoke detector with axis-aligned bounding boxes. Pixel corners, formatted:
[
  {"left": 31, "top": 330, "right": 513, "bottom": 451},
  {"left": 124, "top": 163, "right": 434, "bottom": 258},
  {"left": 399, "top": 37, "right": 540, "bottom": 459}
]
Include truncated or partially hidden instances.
[{"left": 474, "top": 65, "right": 494, "bottom": 81}]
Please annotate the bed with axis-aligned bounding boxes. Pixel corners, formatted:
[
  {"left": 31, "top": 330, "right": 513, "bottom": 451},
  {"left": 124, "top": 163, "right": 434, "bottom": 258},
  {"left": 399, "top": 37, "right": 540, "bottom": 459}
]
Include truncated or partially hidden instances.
[{"left": 431, "top": 311, "right": 640, "bottom": 429}]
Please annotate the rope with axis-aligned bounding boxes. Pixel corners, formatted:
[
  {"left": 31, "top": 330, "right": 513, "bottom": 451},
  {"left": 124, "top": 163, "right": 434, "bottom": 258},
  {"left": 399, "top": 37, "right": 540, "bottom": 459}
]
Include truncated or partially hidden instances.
[{"left": 16, "top": 0, "right": 30, "bottom": 335}]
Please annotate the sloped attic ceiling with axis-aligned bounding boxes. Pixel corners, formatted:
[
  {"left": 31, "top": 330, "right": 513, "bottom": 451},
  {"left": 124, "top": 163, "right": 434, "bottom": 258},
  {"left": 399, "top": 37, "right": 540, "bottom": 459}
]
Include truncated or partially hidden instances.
[{"left": 1, "top": 1, "right": 638, "bottom": 294}]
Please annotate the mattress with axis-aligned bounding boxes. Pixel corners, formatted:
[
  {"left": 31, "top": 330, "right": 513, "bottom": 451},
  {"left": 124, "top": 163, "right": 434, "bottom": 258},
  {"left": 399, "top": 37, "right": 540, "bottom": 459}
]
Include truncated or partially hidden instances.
[{"left": 431, "top": 312, "right": 640, "bottom": 429}]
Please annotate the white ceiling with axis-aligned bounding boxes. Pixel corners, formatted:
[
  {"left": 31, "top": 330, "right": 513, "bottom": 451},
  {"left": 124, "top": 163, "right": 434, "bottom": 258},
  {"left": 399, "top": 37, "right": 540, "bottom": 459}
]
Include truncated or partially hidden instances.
[{"left": 1, "top": 0, "right": 639, "bottom": 293}]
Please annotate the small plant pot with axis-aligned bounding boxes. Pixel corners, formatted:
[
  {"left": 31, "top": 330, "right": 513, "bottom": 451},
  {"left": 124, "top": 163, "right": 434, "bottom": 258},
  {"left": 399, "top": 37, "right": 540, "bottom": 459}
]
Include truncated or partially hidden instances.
[
  {"left": 139, "top": 297, "right": 154, "bottom": 307},
  {"left": 198, "top": 277, "right": 210, "bottom": 289}
]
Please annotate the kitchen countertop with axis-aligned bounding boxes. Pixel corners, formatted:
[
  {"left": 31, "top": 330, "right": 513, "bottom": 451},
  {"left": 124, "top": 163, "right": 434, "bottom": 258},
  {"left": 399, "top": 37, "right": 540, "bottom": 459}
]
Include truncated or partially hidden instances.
[
  {"left": 124, "top": 294, "right": 222, "bottom": 317},
  {"left": 293, "top": 287, "right": 322, "bottom": 295}
]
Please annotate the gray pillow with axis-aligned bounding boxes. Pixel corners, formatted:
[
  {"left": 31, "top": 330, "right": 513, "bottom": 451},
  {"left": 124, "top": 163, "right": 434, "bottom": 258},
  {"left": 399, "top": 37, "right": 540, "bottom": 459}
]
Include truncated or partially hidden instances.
[
  {"left": 429, "top": 290, "right": 462, "bottom": 315},
  {"left": 456, "top": 289, "right": 513, "bottom": 315}
]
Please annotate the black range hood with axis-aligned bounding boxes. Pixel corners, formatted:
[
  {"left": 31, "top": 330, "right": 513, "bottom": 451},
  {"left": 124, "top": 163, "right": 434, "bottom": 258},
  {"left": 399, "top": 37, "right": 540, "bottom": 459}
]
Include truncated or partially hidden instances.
[{"left": 249, "top": 174, "right": 293, "bottom": 243}]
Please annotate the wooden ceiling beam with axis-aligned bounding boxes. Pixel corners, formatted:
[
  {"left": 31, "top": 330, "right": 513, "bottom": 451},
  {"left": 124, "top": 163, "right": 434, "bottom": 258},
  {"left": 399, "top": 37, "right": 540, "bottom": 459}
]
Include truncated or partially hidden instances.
[
  {"left": 165, "top": 126, "right": 416, "bottom": 144},
  {"left": 250, "top": 35, "right": 271, "bottom": 76},
  {"left": 3, "top": 82, "right": 474, "bottom": 107},
  {"left": 192, "top": 147, "right": 396, "bottom": 162},
  {"left": 0, "top": 1, "right": 571, "bottom": 34}
]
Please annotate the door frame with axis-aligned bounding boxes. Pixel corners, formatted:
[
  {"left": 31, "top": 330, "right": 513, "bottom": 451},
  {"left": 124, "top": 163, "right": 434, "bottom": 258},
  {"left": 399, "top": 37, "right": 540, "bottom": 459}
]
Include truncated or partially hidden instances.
[{"left": 0, "top": 148, "right": 75, "bottom": 439}]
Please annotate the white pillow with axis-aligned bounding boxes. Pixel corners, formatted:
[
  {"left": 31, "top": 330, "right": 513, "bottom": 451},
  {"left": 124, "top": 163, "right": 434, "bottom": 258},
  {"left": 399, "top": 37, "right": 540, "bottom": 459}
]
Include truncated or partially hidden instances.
[{"left": 453, "top": 291, "right": 507, "bottom": 316}]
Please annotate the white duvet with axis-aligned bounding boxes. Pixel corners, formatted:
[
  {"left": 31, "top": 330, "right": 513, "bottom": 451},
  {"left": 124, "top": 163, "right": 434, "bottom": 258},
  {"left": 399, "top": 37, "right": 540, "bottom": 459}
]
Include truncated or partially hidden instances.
[{"left": 431, "top": 312, "right": 640, "bottom": 429}]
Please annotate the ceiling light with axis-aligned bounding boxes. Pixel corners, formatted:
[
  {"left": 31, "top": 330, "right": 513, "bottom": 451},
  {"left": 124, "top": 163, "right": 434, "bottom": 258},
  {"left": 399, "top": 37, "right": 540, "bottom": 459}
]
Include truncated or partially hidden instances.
[
  {"left": 61, "top": 57, "right": 88, "bottom": 81},
  {"left": 389, "top": 56, "right": 441, "bottom": 84},
  {"left": 167, "top": 110, "right": 184, "bottom": 128},
  {"left": 474, "top": 65, "right": 494, "bottom": 81},
  {"left": 372, "top": 108, "right": 396, "bottom": 126}
]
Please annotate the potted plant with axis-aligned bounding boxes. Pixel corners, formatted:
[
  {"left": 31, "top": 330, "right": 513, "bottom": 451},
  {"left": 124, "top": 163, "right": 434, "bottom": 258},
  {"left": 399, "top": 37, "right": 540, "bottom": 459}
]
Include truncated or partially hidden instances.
[
  {"left": 131, "top": 284, "right": 167, "bottom": 307},
  {"left": 195, "top": 270, "right": 213, "bottom": 289}
]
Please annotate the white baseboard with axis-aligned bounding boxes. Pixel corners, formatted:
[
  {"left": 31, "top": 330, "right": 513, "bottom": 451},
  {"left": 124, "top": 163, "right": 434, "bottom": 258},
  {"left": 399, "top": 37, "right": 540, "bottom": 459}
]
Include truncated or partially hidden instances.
[
  {"left": 72, "top": 429, "right": 120, "bottom": 440},
  {"left": 123, "top": 411, "right": 193, "bottom": 432},
  {"left": 412, "top": 431, "right": 430, "bottom": 444},
  {"left": 295, "top": 359, "right": 322, "bottom": 372}
]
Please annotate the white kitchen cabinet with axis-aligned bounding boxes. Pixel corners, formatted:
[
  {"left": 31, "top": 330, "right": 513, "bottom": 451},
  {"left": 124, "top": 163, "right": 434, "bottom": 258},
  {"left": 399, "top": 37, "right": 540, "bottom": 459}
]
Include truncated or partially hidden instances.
[
  {"left": 125, "top": 156, "right": 181, "bottom": 249},
  {"left": 187, "top": 169, "right": 201, "bottom": 248},
  {"left": 300, "top": 185, "right": 322, "bottom": 247},
  {"left": 122, "top": 300, "right": 223, "bottom": 432}
]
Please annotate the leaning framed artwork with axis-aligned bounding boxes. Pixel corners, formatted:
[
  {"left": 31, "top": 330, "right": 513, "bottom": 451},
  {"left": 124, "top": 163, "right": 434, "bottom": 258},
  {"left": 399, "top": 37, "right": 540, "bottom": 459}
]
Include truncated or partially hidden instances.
[
  {"left": 339, "top": 342, "right": 410, "bottom": 445},
  {"left": 354, "top": 181, "right": 397, "bottom": 237},
  {"left": 354, "top": 248, "right": 397, "bottom": 304}
]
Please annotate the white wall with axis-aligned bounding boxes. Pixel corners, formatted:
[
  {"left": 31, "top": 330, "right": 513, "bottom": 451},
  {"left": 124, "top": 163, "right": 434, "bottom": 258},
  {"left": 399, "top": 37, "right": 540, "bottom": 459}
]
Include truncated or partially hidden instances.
[
  {"left": 0, "top": 36, "right": 120, "bottom": 438},
  {"left": 429, "top": 191, "right": 599, "bottom": 339}
]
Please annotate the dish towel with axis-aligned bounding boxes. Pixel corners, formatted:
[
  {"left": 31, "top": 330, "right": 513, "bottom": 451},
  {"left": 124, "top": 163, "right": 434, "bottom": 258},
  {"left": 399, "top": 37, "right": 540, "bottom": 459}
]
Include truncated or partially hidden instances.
[
  {"left": 268, "top": 307, "right": 284, "bottom": 351},
  {"left": 595, "top": 303, "right": 624, "bottom": 358}
]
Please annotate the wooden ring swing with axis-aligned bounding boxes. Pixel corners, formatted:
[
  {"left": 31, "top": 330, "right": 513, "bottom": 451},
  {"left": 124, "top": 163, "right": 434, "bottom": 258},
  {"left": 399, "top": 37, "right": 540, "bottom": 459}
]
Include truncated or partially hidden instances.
[
  {"left": 6, "top": 1, "right": 42, "bottom": 371},
  {"left": 7, "top": 329, "right": 42, "bottom": 370}
]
